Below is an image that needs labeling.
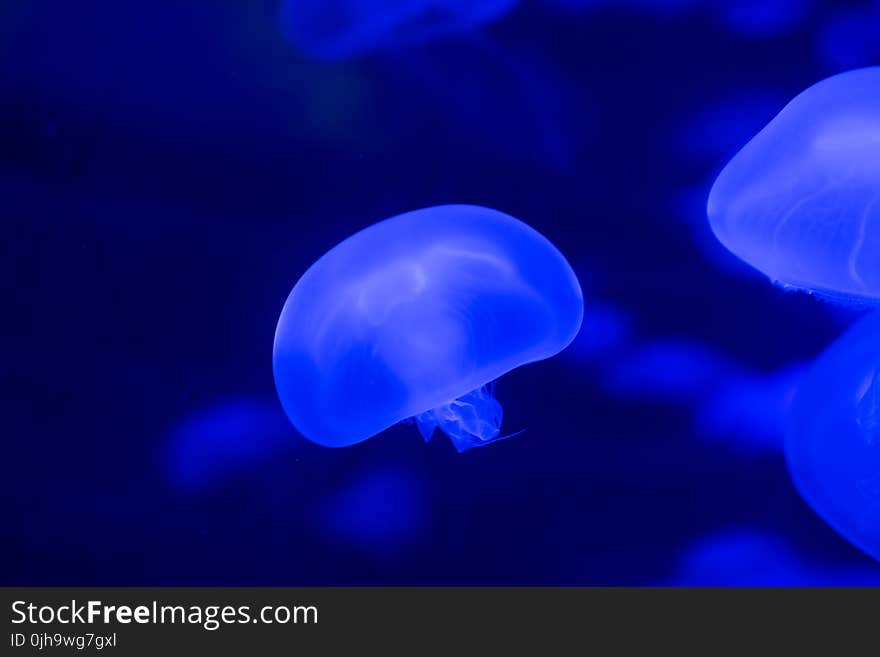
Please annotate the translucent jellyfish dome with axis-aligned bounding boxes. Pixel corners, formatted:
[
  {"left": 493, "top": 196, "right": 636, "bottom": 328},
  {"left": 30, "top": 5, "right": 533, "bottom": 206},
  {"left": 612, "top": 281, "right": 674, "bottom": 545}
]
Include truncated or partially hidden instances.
[
  {"left": 787, "top": 311, "right": 880, "bottom": 562},
  {"left": 708, "top": 67, "right": 880, "bottom": 303},
  {"left": 273, "top": 205, "right": 583, "bottom": 451}
]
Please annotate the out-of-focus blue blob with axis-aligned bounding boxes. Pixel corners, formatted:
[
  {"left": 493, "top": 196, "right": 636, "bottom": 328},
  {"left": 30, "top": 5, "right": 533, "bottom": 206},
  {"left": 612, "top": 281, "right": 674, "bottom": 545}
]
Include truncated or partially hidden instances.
[
  {"left": 278, "top": 0, "right": 518, "bottom": 60},
  {"left": 816, "top": 7, "right": 880, "bottom": 74},
  {"left": 670, "top": 528, "right": 804, "bottom": 585},
  {"left": 273, "top": 205, "right": 583, "bottom": 452},
  {"left": 675, "top": 89, "right": 787, "bottom": 164},
  {"left": 708, "top": 67, "right": 880, "bottom": 304},
  {"left": 162, "top": 397, "right": 295, "bottom": 491},
  {"left": 542, "top": 0, "right": 696, "bottom": 16},
  {"left": 540, "top": 0, "right": 605, "bottom": 12},
  {"left": 630, "top": 0, "right": 697, "bottom": 12},
  {"left": 313, "top": 466, "right": 424, "bottom": 553},
  {"left": 711, "top": 0, "right": 811, "bottom": 38},
  {"left": 787, "top": 311, "right": 880, "bottom": 562},
  {"left": 564, "top": 300, "right": 634, "bottom": 363},
  {"left": 603, "top": 338, "right": 738, "bottom": 404},
  {"left": 696, "top": 362, "right": 807, "bottom": 453},
  {"left": 667, "top": 528, "right": 880, "bottom": 585}
]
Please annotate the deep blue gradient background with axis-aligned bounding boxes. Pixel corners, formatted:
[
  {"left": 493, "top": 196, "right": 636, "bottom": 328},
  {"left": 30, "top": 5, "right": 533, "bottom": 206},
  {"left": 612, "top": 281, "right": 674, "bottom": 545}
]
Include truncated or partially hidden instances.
[{"left": 3, "top": 0, "right": 880, "bottom": 584}]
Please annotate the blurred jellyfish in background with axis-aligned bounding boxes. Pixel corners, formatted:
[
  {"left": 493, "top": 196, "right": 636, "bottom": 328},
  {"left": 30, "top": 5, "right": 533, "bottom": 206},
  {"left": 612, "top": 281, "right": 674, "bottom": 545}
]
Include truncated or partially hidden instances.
[
  {"left": 710, "top": 0, "right": 813, "bottom": 39},
  {"left": 708, "top": 67, "right": 880, "bottom": 304},
  {"left": 598, "top": 333, "right": 807, "bottom": 455},
  {"left": 278, "top": 0, "right": 519, "bottom": 60},
  {"left": 602, "top": 338, "right": 739, "bottom": 404},
  {"left": 312, "top": 466, "right": 425, "bottom": 554},
  {"left": 541, "top": 0, "right": 697, "bottom": 18},
  {"left": 666, "top": 527, "right": 880, "bottom": 585},
  {"left": 667, "top": 528, "right": 807, "bottom": 585},
  {"left": 564, "top": 299, "right": 634, "bottom": 365},
  {"left": 674, "top": 89, "right": 788, "bottom": 166},
  {"left": 815, "top": 5, "right": 880, "bottom": 74},
  {"left": 695, "top": 361, "right": 808, "bottom": 454},
  {"left": 273, "top": 205, "right": 583, "bottom": 452},
  {"left": 670, "top": 88, "right": 787, "bottom": 278},
  {"left": 541, "top": 0, "right": 811, "bottom": 36},
  {"left": 162, "top": 397, "right": 296, "bottom": 491},
  {"left": 788, "top": 311, "right": 880, "bottom": 563}
]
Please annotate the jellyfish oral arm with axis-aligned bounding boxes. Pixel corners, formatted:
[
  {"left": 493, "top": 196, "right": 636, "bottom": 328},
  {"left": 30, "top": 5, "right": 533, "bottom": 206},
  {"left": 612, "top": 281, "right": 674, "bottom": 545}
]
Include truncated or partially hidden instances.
[{"left": 413, "top": 383, "right": 515, "bottom": 452}]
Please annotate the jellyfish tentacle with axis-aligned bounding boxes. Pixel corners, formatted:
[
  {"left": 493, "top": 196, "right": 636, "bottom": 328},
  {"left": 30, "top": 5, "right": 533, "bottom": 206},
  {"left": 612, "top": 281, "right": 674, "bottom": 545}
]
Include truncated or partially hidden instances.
[{"left": 414, "top": 382, "right": 514, "bottom": 452}]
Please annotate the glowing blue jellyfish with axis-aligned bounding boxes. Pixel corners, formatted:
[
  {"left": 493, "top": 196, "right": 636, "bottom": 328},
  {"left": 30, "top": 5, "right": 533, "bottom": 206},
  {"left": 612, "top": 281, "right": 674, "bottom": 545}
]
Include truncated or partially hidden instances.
[
  {"left": 787, "top": 311, "right": 880, "bottom": 562},
  {"left": 273, "top": 205, "right": 583, "bottom": 452},
  {"left": 708, "top": 67, "right": 880, "bottom": 303},
  {"left": 278, "top": 0, "right": 518, "bottom": 60},
  {"left": 671, "top": 88, "right": 786, "bottom": 277}
]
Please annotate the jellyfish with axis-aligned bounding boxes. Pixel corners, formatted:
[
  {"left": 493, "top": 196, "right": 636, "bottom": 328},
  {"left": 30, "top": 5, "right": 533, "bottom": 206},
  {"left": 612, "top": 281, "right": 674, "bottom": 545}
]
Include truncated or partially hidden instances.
[
  {"left": 708, "top": 67, "right": 880, "bottom": 304},
  {"left": 273, "top": 205, "right": 583, "bottom": 452},
  {"left": 671, "top": 88, "right": 786, "bottom": 277},
  {"left": 278, "top": 0, "right": 518, "bottom": 60},
  {"left": 787, "top": 311, "right": 880, "bottom": 562}
]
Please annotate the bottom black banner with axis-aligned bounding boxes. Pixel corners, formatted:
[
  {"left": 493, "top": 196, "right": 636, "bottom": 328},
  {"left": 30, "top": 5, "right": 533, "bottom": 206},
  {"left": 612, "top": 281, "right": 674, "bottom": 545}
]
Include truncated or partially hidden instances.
[{"left": 0, "top": 587, "right": 874, "bottom": 654}]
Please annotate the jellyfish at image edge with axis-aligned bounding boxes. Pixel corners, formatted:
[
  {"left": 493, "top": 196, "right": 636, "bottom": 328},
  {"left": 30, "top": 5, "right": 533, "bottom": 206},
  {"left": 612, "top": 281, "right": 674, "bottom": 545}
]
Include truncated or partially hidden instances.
[
  {"left": 787, "top": 311, "right": 880, "bottom": 562},
  {"left": 708, "top": 67, "right": 880, "bottom": 304},
  {"left": 273, "top": 205, "right": 583, "bottom": 452}
]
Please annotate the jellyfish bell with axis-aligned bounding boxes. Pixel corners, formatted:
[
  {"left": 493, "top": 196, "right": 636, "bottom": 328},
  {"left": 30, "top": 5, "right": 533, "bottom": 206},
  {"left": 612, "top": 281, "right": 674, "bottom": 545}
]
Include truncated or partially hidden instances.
[
  {"left": 787, "top": 311, "right": 880, "bottom": 562},
  {"left": 273, "top": 205, "right": 583, "bottom": 452},
  {"left": 707, "top": 67, "right": 880, "bottom": 304}
]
